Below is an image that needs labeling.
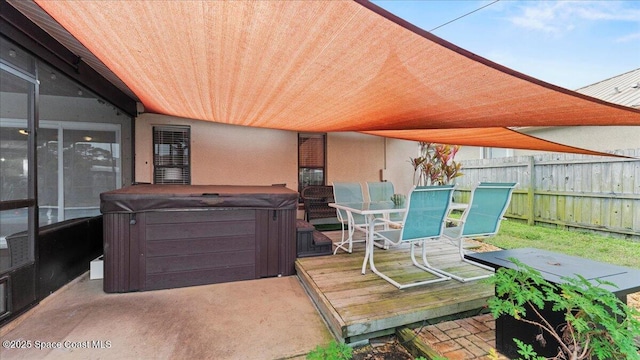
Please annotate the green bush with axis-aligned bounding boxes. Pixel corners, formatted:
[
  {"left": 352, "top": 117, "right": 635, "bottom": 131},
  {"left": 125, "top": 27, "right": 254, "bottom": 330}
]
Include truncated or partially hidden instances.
[
  {"left": 486, "top": 259, "right": 640, "bottom": 360},
  {"left": 307, "top": 341, "right": 352, "bottom": 360}
]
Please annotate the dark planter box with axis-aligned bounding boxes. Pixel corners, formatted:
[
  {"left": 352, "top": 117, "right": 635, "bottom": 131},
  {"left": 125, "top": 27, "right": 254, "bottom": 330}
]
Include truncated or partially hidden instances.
[
  {"left": 466, "top": 248, "right": 640, "bottom": 359},
  {"left": 495, "top": 290, "right": 568, "bottom": 357}
]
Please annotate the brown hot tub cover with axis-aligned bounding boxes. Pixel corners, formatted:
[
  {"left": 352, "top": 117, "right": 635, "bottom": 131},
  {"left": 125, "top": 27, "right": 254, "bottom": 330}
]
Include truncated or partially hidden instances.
[{"left": 100, "top": 184, "right": 298, "bottom": 214}]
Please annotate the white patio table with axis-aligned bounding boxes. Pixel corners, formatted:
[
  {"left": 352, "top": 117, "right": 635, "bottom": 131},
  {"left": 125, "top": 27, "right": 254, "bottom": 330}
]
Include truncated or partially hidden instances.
[
  {"left": 329, "top": 201, "right": 404, "bottom": 273},
  {"left": 329, "top": 201, "right": 468, "bottom": 274}
]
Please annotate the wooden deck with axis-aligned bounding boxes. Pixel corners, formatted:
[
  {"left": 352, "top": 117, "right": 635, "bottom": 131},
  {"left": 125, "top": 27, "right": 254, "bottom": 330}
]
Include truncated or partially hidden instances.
[{"left": 295, "top": 231, "right": 494, "bottom": 344}]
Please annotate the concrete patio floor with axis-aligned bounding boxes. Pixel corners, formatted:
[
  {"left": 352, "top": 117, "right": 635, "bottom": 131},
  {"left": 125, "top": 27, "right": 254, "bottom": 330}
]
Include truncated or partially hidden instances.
[{"left": 0, "top": 273, "right": 332, "bottom": 360}]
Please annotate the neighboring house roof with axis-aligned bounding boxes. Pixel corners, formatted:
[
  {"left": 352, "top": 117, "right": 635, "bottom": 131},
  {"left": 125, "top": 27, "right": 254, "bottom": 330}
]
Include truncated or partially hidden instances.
[
  {"left": 575, "top": 68, "right": 640, "bottom": 109},
  {"left": 515, "top": 68, "right": 640, "bottom": 132}
]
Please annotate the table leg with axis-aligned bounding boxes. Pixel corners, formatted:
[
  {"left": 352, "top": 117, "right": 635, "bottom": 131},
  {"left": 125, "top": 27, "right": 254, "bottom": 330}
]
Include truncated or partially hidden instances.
[{"left": 361, "top": 217, "right": 376, "bottom": 274}]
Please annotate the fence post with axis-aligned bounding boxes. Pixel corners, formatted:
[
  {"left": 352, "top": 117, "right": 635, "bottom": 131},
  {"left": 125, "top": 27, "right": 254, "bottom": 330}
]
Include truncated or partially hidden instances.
[{"left": 527, "top": 156, "right": 535, "bottom": 226}]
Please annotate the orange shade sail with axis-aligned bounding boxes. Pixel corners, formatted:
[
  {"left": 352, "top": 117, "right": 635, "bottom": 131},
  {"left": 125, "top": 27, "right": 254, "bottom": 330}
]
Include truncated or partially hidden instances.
[
  {"left": 30, "top": 0, "right": 640, "bottom": 155},
  {"left": 364, "top": 128, "right": 612, "bottom": 156}
]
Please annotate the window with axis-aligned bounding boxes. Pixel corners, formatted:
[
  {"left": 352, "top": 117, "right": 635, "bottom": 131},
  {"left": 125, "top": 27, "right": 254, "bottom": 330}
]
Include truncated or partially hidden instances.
[
  {"left": 37, "top": 60, "right": 125, "bottom": 225},
  {"left": 0, "top": 43, "right": 131, "bottom": 228},
  {"left": 37, "top": 123, "right": 121, "bottom": 224},
  {"left": 483, "top": 147, "right": 512, "bottom": 159},
  {"left": 1, "top": 47, "right": 37, "bottom": 273},
  {"left": 298, "top": 133, "right": 326, "bottom": 194},
  {"left": 1, "top": 28, "right": 132, "bottom": 324},
  {"left": 153, "top": 126, "right": 191, "bottom": 184}
]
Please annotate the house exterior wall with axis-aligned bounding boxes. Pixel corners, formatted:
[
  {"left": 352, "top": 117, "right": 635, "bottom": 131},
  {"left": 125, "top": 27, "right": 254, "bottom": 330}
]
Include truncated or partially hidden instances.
[
  {"left": 135, "top": 113, "right": 298, "bottom": 186},
  {"left": 135, "top": 114, "right": 420, "bottom": 195},
  {"left": 451, "top": 146, "right": 484, "bottom": 161},
  {"left": 134, "top": 118, "right": 633, "bottom": 194},
  {"left": 514, "top": 126, "right": 640, "bottom": 156},
  {"left": 383, "top": 138, "right": 420, "bottom": 195},
  {"left": 452, "top": 126, "right": 640, "bottom": 162},
  {"left": 326, "top": 133, "right": 418, "bottom": 197},
  {"left": 326, "top": 132, "right": 384, "bottom": 191}
]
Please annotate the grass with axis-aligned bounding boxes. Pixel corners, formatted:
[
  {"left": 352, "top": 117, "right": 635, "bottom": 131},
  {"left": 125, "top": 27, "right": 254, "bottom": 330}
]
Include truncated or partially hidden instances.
[{"left": 485, "top": 219, "right": 640, "bottom": 269}]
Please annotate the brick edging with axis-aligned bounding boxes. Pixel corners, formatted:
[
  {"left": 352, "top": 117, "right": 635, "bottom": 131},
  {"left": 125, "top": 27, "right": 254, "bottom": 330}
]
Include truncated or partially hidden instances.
[{"left": 396, "top": 327, "right": 442, "bottom": 359}]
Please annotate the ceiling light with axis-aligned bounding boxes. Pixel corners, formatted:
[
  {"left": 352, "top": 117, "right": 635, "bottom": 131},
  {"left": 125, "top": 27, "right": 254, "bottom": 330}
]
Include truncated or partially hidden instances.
[
  {"left": 78, "top": 89, "right": 83, "bottom": 96},
  {"left": 50, "top": 72, "right": 56, "bottom": 80},
  {"left": 83, "top": 136, "right": 93, "bottom": 142},
  {"left": 18, "top": 129, "right": 29, "bottom": 135},
  {"left": 8, "top": 49, "right": 16, "bottom": 58}
]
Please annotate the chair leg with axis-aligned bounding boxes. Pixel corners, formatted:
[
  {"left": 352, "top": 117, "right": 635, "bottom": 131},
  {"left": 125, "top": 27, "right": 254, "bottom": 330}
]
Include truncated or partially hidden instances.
[
  {"left": 362, "top": 222, "right": 396, "bottom": 274},
  {"left": 368, "top": 240, "right": 450, "bottom": 289},
  {"left": 458, "top": 238, "right": 495, "bottom": 275},
  {"left": 411, "top": 242, "right": 454, "bottom": 279},
  {"left": 428, "top": 237, "right": 494, "bottom": 282}
]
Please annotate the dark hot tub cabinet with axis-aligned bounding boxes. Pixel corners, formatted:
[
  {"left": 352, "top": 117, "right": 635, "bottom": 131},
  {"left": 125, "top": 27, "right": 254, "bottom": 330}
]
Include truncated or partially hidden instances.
[{"left": 100, "top": 184, "right": 298, "bottom": 293}]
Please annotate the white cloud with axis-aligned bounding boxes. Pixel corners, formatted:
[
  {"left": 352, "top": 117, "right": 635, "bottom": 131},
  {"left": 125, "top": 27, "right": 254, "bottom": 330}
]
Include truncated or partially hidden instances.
[
  {"left": 572, "top": 4, "right": 640, "bottom": 21},
  {"left": 616, "top": 32, "right": 640, "bottom": 43},
  {"left": 510, "top": 3, "right": 565, "bottom": 34},
  {"left": 508, "top": 1, "right": 640, "bottom": 34}
]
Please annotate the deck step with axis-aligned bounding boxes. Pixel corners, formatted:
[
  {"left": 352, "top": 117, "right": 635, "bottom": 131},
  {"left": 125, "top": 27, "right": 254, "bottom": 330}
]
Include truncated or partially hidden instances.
[{"left": 296, "top": 220, "right": 332, "bottom": 257}]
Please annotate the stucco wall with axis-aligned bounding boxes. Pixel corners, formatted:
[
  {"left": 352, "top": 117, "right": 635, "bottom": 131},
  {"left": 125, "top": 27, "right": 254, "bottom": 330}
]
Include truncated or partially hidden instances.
[
  {"left": 515, "top": 126, "right": 640, "bottom": 156},
  {"left": 135, "top": 114, "right": 421, "bottom": 197},
  {"left": 326, "top": 132, "right": 384, "bottom": 186},
  {"left": 326, "top": 133, "right": 423, "bottom": 199},
  {"left": 135, "top": 114, "right": 298, "bottom": 187},
  {"left": 140, "top": 121, "right": 634, "bottom": 192},
  {"left": 383, "top": 139, "right": 419, "bottom": 196},
  {"left": 455, "top": 127, "right": 640, "bottom": 161}
]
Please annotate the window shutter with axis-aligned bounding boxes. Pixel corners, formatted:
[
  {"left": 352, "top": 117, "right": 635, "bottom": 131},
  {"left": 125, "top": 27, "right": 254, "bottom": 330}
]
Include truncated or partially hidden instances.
[
  {"left": 153, "top": 126, "right": 190, "bottom": 184},
  {"left": 299, "top": 134, "right": 325, "bottom": 168}
]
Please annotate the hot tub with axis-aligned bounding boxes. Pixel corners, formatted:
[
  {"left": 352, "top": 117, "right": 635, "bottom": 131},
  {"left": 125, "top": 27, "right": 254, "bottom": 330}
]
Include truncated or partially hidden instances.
[{"left": 100, "top": 184, "right": 298, "bottom": 293}]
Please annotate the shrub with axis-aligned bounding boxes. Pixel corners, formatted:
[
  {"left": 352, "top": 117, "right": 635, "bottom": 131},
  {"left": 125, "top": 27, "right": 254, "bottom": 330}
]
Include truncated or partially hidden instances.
[
  {"left": 409, "top": 142, "right": 462, "bottom": 186},
  {"left": 486, "top": 259, "right": 640, "bottom": 360},
  {"left": 307, "top": 340, "right": 352, "bottom": 360}
]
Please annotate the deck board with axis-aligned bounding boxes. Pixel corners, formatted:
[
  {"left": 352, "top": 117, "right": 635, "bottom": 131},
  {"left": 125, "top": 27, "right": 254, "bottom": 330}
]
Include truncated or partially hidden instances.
[{"left": 295, "top": 231, "right": 494, "bottom": 342}]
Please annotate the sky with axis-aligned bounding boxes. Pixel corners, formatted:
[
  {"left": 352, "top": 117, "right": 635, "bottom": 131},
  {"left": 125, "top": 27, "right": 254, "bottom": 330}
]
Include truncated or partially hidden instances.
[{"left": 372, "top": 0, "right": 640, "bottom": 90}]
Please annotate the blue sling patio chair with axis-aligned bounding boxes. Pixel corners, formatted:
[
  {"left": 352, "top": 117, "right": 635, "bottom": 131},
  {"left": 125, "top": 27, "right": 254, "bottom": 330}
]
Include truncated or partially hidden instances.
[
  {"left": 440, "top": 182, "right": 518, "bottom": 282},
  {"left": 366, "top": 181, "right": 404, "bottom": 226},
  {"left": 332, "top": 182, "right": 370, "bottom": 254},
  {"left": 368, "top": 185, "right": 455, "bottom": 289}
]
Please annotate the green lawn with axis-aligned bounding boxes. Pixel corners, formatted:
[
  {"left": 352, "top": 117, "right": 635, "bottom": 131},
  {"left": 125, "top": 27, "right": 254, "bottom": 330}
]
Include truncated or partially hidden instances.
[{"left": 485, "top": 219, "right": 640, "bottom": 269}]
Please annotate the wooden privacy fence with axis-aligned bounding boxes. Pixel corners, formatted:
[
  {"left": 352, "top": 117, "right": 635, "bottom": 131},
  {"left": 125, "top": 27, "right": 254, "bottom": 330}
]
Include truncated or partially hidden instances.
[{"left": 454, "top": 149, "right": 640, "bottom": 240}]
